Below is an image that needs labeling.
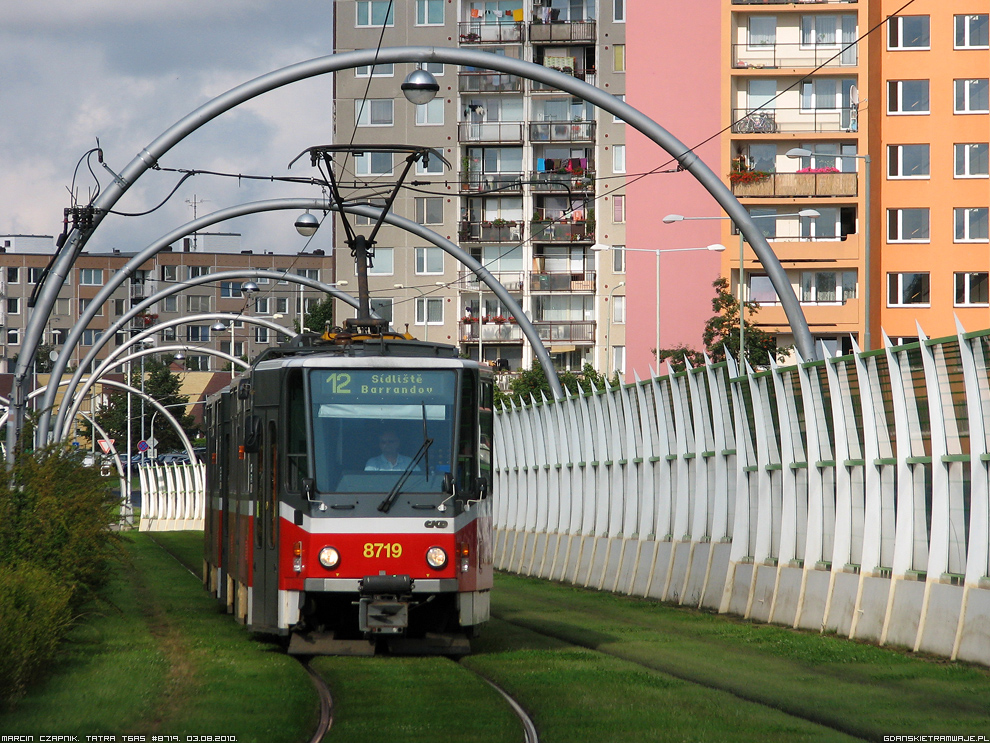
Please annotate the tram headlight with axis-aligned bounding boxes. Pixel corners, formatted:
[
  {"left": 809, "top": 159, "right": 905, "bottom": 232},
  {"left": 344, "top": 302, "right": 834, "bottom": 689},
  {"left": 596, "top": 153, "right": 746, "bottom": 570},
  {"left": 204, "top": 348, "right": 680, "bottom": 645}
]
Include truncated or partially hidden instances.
[
  {"left": 426, "top": 546, "right": 448, "bottom": 570},
  {"left": 318, "top": 546, "right": 341, "bottom": 570}
]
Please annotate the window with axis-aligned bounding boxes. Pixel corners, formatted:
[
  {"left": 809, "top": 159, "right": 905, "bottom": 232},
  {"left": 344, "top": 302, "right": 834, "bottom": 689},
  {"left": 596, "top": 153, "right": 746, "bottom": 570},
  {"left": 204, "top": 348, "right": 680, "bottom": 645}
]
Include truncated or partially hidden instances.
[
  {"left": 887, "top": 16, "right": 930, "bottom": 49},
  {"left": 220, "top": 281, "right": 241, "bottom": 298},
  {"left": 415, "top": 197, "right": 443, "bottom": 225},
  {"left": 162, "top": 326, "right": 176, "bottom": 342},
  {"left": 276, "top": 297, "right": 289, "bottom": 314},
  {"left": 888, "top": 208, "right": 930, "bottom": 242},
  {"left": 888, "top": 273, "right": 930, "bottom": 306},
  {"left": 187, "top": 325, "right": 210, "bottom": 342},
  {"left": 356, "top": 0, "right": 393, "bottom": 27},
  {"left": 415, "top": 98, "right": 444, "bottom": 126},
  {"left": 800, "top": 79, "right": 838, "bottom": 112},
  {"left": 614, "top": 0, "right": 624, "bottom": 22},
  {"left": 186, "top": 355, "right": 210, "bottom": 372},
  {"left": 800, "top": 271, "right": 857, "bottom": 303},
  {"left": 187, "top": 295, "right": 211, "bottom": 312},
  {"left": 222, "top": 341, "right": 246, "bottom": 358},
  {"left": 955, "top": 272, "right": 989, "bottom": 306},
  {"left": 55, "top": 298, "right": 71, "bottom": 316},
  {"left": 6, "top": 267, "right": 18, "bottom": 284},
  {"left": 78, "top": 298, "right": 103, "bottom": 316},
  {"left": 612, "top": 295, "right": 625, "bottom": 324},
  {"left": 801, "top": 207, "right": 839, "bottom": 240},
  {"left": 50, "top": 328, "right": 67, "bottom": 345},
  {"left": 28, "top": 267, "right": 44, "bottom": 284},
  {"left": 612, "top": 94, "right": 625, "bottom": 124},
  {"left": 255, "top": 297, "right": 270, "bottom": 314},
  {"left": 748, "top": 15, "right": 776, "bottom": 47},
  {"left": 371, "top": 298, "right": 394, "bottom": 323},
  {"left": 887, "top": 144, "right": 930, "bottom": 178},
  {"left": 356, "top": 197, "right": 387, "bottom": 226},
  {"left": 802, "top": 14, "right": 837, "bottom": 46},
  {"left": 81, "top": 329, "right": 101, "bottom": 346},
  {"left": 160, "top": 265, "right": 178, "bottom": 282},
  {"left": 416, "top": 156, "right": 444, "bottom": 175},
  {"left": 6, "top": 298, "right": 19, "bottom": 315},
  {"left": 415, "top": 297, "right": 444, "bottom": 325},
  {"left": 356, "top": 63, "right": 394, "bottom": 78},
  {"left": 79, "top": 268, "right": 103, "bottom": 285},
  {"left": 613, "top": 44, "right": 625, "bottom": 72},
  {"left": 368, "top": 247, "right": 394, "bottom": 275},
  {"left": 612, "top": 346, "right": 625, "bottom": 375},
  {"left": 612, "top": 145, "right": 626, "bottom": 174},
  {"left": 163, "top": 296, "right": 178, "bottom": 313},
  {"left": 747, "top": 78, "right": 777, "bottom": 111},
  {"left": 354, "top": 151, "right": 393, "bottom": 175},
  {"left": 955, "top": 208, "right": 989, "bottom": 242},
  {"left": 955, "top": 143, "right": 990, "bottom": 178},
  {"left": 355, "top": 99, "right": 394, "bottom": 126},
  {"left": 255, "top": 327, "right": 270, "bottom": 344},
  {"left": 612, "top": 195, "right": 625, "bottom": 223},
  {"left": 955, "top": 15, "right": 989, "bottom": 49},
  {"left": 188, "top": 266, "right": 209, "bottom": 279},
  {"left": 297, "top": 268, "right": 319, "bottom": 280},
  {"left": 416, "top": 247, "right": 444, "bottom": 274},
  {"left": 748, "top": 275, "right": 779, "bottom": 304},
  {"left": 416, "top": 0, "right": 443, "bottom": 25},
  {"left": 955, "top": 79, "right": 989, "bottom": 114},
  {"left": 888, "top": 80, "right": 930, "bottom": 114},
  {"left": 612, "top": 245, "right": 625, "bottom": 273}
]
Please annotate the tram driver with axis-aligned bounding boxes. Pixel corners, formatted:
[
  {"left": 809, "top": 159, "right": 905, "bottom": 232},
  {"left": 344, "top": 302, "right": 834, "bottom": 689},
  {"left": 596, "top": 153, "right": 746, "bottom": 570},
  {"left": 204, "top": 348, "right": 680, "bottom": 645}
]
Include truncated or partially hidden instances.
[{"left": 364, "top": 428, "right": 417, "bottom": 471}]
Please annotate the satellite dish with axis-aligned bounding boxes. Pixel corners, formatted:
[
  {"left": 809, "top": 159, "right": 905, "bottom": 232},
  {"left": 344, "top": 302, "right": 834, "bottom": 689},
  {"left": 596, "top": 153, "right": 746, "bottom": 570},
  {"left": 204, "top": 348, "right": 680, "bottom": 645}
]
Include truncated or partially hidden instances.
[{"left": 49, "top": 350, "right": 59, "bottom": 362}]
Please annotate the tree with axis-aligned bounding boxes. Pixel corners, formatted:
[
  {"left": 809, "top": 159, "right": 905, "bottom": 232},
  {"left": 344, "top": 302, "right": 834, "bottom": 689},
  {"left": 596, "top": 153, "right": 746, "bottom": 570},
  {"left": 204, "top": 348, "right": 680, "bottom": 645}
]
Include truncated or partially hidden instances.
[
  {"left": 87, "top": 358, "right": 197, "bottom": 455},
  {"left": 295, "top": 294, "right": 335, "bottom": 334},
  {"left": 656, "top": 277, "right": 786, "bottom": 372},
  {"left": 494, "top": 362, "right": 619, "bottom": 407}
]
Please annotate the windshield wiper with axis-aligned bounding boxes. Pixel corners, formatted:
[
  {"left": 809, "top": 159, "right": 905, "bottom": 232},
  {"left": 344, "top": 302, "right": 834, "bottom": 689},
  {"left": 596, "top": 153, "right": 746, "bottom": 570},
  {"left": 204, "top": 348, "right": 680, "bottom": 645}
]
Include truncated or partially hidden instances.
[{"left": 377, "top": 437, "right": 433, "bottom": 513}]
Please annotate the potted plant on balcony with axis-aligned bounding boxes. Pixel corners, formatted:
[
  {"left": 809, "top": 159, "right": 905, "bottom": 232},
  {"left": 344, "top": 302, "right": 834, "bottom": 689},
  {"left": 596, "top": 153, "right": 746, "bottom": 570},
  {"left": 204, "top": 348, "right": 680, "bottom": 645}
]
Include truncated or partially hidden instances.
[
  {"left": 492, "top": 218, "right": 508, "bottom": 228},
  {"left": 728, "top": 169, "right": 772, "bottom": 185}
]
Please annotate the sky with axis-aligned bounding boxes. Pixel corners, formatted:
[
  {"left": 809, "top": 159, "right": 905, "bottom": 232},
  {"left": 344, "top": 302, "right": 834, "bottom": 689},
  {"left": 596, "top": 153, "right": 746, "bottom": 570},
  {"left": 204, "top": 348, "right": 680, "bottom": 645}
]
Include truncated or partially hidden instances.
[{"left": 0, "top": 1, "right": 346, "bottom": 255}]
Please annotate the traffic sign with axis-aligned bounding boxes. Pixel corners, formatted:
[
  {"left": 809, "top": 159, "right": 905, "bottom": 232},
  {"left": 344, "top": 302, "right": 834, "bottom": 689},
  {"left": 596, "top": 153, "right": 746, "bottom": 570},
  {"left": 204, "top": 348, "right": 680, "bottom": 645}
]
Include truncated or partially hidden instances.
[
  {"left": 137, "top": 440, "right": 150, "bottom": 452},
  {"left": 97, "top": 439, "right": 114, "bottom": 454}
]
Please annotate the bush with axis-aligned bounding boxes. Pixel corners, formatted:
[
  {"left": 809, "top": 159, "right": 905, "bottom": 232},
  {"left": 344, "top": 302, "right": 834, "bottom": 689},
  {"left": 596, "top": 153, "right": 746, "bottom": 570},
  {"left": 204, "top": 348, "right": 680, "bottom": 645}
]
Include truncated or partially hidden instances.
[{"left": 0, "top": 563, "right": 74, "bottom": 705}]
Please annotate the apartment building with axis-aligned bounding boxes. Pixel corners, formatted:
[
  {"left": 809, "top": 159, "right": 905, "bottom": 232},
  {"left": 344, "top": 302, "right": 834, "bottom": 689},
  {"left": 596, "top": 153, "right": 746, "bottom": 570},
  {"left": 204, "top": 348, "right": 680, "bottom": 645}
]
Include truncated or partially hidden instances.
[
  {"left": 332, "top": 0, "right": 627, "bottom": 374},
  {"left": 0, "top": 233, "right": 332, "bottom": 374}
]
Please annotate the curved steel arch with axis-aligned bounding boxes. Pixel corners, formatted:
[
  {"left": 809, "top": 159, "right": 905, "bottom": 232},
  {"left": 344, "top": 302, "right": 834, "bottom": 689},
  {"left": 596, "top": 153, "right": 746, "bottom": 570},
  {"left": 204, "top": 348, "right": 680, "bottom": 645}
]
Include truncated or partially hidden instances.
[{"left": 17, "top": 46, "right": 813, "bottom": 460}]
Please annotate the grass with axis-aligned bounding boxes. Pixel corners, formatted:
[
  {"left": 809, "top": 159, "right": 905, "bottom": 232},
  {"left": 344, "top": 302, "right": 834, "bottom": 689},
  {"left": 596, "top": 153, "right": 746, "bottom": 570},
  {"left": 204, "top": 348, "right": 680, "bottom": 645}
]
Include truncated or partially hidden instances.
[
  {"left": 484, "top": 573, "right": 990, "bottom": 741},
  {"left": 0, "top": 532, "right": 315, "bottom": 741}
]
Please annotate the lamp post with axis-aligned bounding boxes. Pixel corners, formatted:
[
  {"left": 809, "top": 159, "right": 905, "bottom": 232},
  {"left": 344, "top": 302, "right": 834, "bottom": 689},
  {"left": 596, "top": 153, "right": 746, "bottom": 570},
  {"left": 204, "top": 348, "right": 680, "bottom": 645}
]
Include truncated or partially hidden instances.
[
  {"left": 593, "top": 243, "right": 726, "bottom": 371},
  {"left": 664, "top": 210, "right": 818, "bottom": 365},
  {"left": 787, "top": 147, "right": 871, "bottom": 350}
]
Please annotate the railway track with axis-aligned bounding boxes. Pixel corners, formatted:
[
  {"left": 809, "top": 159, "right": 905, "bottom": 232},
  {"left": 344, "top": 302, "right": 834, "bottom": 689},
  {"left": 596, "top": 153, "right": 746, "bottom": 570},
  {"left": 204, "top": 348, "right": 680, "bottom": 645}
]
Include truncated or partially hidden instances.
[
  {"left": 458, "top": 660, "right": 540, "bottom": 743},
  {"left": 297, "top": 658, "right": 334, "bottom": 743}
]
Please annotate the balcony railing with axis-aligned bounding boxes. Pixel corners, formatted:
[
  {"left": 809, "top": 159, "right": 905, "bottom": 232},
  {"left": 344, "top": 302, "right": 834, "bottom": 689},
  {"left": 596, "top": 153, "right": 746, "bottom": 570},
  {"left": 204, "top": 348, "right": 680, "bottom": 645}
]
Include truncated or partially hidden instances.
[
  {"left": 529, "top": 170, "right": 595, "bottom": 192},
  {"left": 532, "top": 69, "right": 597, "bottom": 91},
  {"left": 458, "top": 122, "right": 525, "bottom": 143},
  {"left": 458, "top": 269, "right": 526, "bottom": 291},
  {"left": 731, "top": 171, "right": 858, "bottom": 197},
  {"left": 530, "top": 271, "right": 596, "bottom": 292},
  {"left": 528, "top": 20, "right": 596, "bottom": 42},
  {"left": 457, "top": 21, "right": 525, "bottom": 44},
  {"left": 529, "top": 121, "right": 596, "bottom": 142},
  {"left": 731, "top": 107, "right": 859, "bottom": 134},
  {"left": 458, "top": 220, "right": 524, "bottom": 242},
  {"left": 460, "top": 321, "right": 525, "bottom": 342},
  {"left": 459, "top": 172, "right": 524, "bottom": 192},
  {"left": 530, "top": 220, "right": 593, "bottom": 242},
  {"left": 732, "top": 0, "right": 856, "bottom": 4},
  {"left": 733, "top": 42, "right": 858, "bottom": 69},
  {"left": 534, "top": 320, "right": 595, "bottom": 343},
  {"left": 458, "top": 71, "right": 524, "bottom": 94}
]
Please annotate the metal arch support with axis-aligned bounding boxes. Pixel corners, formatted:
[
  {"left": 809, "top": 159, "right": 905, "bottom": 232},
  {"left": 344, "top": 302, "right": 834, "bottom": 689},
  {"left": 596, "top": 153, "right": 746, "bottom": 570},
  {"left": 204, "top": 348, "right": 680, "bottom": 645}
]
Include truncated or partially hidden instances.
[
  {"left": 60, "top": 343, "right": 250, "bottom": 442},
  {"left": 18, "top": 46, "right": 813, "bottom": 461},
  {"left": 46, "top": 267, "right": 346, "bottom": 445}
]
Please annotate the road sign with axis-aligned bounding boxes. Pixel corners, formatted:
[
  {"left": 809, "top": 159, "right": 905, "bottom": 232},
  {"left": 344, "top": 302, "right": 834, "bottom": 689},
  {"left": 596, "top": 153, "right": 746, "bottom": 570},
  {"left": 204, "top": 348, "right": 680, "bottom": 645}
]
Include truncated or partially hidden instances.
[
  {"left": 137, "top": 440, "right": 150, "bottom": 452},
  {"left": 97, "top": 439, "right": 115, "bottom": 454}
]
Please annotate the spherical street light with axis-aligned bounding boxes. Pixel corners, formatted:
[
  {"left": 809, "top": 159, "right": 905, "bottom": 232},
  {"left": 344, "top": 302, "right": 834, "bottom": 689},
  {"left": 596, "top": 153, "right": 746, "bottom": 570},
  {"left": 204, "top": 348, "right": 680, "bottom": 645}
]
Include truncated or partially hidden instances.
[
  {"left": 401, "top": 69, "right": 440, "bottom": 105},
  {"left": 294, "top": 211, "right": 320, "bottom": 237},
  {"left": 241, "top": 281, "right": 260, "bottom": 295}
]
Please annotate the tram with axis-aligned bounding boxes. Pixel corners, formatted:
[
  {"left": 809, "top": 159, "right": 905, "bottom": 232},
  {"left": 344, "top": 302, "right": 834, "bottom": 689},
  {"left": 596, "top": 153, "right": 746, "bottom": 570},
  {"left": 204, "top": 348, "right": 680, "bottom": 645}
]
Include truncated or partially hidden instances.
[{"left": 204, "top": 333, "right": 495, "bottom": 655}]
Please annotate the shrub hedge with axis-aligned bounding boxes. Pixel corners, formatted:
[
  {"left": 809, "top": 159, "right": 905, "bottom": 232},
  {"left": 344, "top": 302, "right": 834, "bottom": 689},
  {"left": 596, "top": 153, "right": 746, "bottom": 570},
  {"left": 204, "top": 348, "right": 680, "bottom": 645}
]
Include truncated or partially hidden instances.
[{"left": 0, "top": 446, "right": 122, "bottom": 706}]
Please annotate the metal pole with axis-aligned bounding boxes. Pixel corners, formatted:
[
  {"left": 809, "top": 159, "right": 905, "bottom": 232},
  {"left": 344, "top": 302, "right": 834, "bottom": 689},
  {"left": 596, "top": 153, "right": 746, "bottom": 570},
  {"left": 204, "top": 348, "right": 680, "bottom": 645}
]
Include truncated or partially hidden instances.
[
  {"left": 739, "top": 231, "right": 745, "bottom": 367},
  {"left": 656, "top": 251, "right": 661, "bottom": 366}
]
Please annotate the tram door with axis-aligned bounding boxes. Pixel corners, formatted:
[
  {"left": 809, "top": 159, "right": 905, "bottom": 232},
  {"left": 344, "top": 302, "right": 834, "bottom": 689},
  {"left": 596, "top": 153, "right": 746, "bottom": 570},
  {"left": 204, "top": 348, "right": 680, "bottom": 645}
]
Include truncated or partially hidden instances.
[{"left": 252, "top": 418, "right": 280, "bottom": 630}]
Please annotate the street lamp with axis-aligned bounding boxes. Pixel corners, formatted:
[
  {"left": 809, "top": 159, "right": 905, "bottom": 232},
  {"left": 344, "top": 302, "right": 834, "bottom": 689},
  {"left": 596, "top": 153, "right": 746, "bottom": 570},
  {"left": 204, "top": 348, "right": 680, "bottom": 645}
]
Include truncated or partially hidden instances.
[
  {"left": 593, "top": 243, "right": 726, "bottom": 371},
  {"left": 294, "top": 210, "right": 320, "bottom": 237},
  {"left": 787, "top": 147, "right": 871, "bottom": 350},
  {"left": 401, "top": 68, "right": 440, "bottom": 105},
  {"left": 664, "top": 210, "right": 818, "bottom": 365}
]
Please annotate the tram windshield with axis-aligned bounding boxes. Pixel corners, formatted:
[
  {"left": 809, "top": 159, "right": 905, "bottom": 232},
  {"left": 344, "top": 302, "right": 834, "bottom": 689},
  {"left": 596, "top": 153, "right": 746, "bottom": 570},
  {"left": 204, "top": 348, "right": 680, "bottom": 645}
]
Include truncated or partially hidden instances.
[{"left": 308, "top": 369, "right": 457, "bottom": 494}]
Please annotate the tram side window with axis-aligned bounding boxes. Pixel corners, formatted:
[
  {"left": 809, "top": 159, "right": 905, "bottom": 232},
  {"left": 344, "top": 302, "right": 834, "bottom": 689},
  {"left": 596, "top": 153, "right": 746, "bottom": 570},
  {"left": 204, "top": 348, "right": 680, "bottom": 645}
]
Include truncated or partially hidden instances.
[
  {"left": 286, "top": 370, "right": 308, "bottom": 492},
  {"left": 458, "top": 373, "right": 478, "bottom": 496},
  {"left": 479, "top": 380, "right": 494, "bottom": 495}
]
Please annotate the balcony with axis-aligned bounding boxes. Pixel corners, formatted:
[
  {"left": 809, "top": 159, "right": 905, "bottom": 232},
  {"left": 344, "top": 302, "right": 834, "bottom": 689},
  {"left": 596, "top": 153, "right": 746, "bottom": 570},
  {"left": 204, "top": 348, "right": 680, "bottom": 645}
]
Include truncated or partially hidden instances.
[
  {"left": 460, "top": 321, "right": 525, "bottom": 343},
  {"left": 529, "top": 120, "right": 596, "bottom": 142},
  {"left": 732, "top": 0, "right": 857, "bottom": 4},
  {"left": 530, "top": 271, "right": 596, "bottom": 292},
  {"left": 458, "top": 21, "right": 524, "bottom": 44},
  {"left": 731, "top": 171, "right": 857, "bottom": 197},
  {"left": 529, "top": 169, "right": 595, "bottom": 193},
  {"left": 458, "top": 269, "right": 526, "bottom": 291},
  {"left": 532, "top": 69, "right": 597, "bottom": 91},
  {"left": 534, "top": 320, "right": 595, "bottom": 343},
  {"left": 458, "top": 121, "right": 524, "bottom": 143},
  {"left": 731, "top": 107, "right": 859, "bottom": 134},
  {"left": 458, "top": 220, "right": 524, "bottom": 242},
  {"left": 458, "top": 71, "right": 524, "bottom": 94},
  {"left": 528, "top": 20, "right": 596, "bottom": 42},
  {"left": 531, "top": 219, "right": 593, "bottom": 242},
  {"left": 459, "top": 171, "right": 524, "bottom": 193},
  {"left": 732, "top": 43, "right": 858, "bottom": 69}
]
